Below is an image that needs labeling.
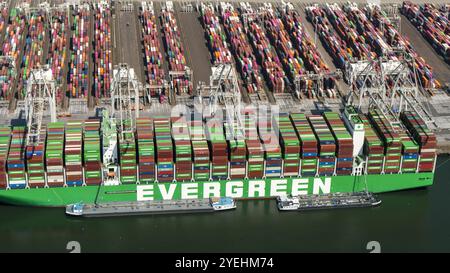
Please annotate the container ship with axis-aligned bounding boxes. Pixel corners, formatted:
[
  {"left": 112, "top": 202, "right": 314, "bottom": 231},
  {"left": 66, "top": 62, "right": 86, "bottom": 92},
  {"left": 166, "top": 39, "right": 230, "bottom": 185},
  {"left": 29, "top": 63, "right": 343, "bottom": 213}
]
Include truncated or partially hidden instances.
[
  {"left": 0, "top": 106, "right": 436, "bottom": 207},
  {"left": 0, "top": 1, "right": 442, "bottom": 207}
]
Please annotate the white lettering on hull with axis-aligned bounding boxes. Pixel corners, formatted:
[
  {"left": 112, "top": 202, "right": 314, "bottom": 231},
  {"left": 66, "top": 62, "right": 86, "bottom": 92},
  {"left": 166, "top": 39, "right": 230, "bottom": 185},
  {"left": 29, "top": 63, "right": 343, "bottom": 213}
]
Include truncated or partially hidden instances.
[
  {"left": 137, "top": 185, "right": 154, "bottom": 201},
  {"left": 203, "top": 182, "right": 221, "bottom": 197},
  {"left": 248, "top": 180, "right": 265, "bottom": 197},
  {"left": 225, "top": 181, "right": 244, "bottom": 198},
  {"left": 136, "top": 178, "right": 333, "bottom": 201},
  {"left": 313, "top": 178, "right": 331, "bottom": 194}
]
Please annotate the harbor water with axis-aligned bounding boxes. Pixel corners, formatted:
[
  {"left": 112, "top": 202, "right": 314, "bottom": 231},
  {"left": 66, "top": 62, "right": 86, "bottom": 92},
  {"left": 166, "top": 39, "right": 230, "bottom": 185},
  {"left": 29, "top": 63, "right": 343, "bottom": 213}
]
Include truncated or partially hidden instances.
[{"left": 0, "top": 155, "right": 450, "bottom": 253}]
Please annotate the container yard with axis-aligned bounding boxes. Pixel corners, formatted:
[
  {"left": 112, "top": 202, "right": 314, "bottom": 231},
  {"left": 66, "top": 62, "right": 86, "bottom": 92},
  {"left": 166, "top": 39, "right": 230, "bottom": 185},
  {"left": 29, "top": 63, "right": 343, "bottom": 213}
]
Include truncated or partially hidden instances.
[{"left": 0, "top": 0, "right": 448, "bottom": 207}]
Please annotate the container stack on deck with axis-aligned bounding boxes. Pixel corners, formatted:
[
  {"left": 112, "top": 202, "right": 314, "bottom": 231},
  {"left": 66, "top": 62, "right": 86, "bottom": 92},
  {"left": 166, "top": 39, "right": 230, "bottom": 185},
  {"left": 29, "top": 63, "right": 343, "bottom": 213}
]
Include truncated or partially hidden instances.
[
  {"left": 119, "top": 132, "right": 137, "bottom": 184},
  {"left": 205, "top": 117, "right": 229, "bottom": 180},
  {"left": 93, "top": 2, "right": 112, "bottom": 98},
  {"left": 305, "top": 5, "right": 352, "bottom": 70},
  {"left": 47, "top": 11, "right": 68, "bottom": 103},
  {"left": 7, "top": 126, "right": 26, "bottom": 189},
  {"left": 141, "top": 2, "right": 165, "bottom": 96},
  {"left": 243, "top": 108, "right": 264, "bottom": 178},
  {"left": 368, "top": 109, "right": 401, "bottom": 174},
  {"left": 0, "top": 126, "right": 10, "bottom": 188},
  {"left": 243, "top": 4, "right": 285, "bottom": 93},
  {"left": 273, "top": 113, "right": 300, "bottom": 177},
  {"left": 172, "top": 116, "right": 192, "bottom": 181},
  {"left": 365, "top": 4, "right": 440, "bottom": 90},
  {"left": 220, "top": 2, "right": 262, "bottom": 94},
  {"left": 160, "top": 2, "right": 192, "bottom": 95},
  {"left": 402, "top": 1, "right": 450, "bottom": 63},
  {"left": 190, "top": 117, "right": 210, "bottom": 181},
  {"left": 25, "top": 127, "right": 46, "bottom": 188},
  {"left": 399, "top": 132, "right": 419, "bottom": 173},
  {"left": 17, "top": 11, "right": 46, "bottom": 99},
  {"left": 136, "top": 118, "right": 155, "bottom": 183},
  {"left": 308, "top": 115, "right": 336, "bottom": 176},
  {"left": 200, "top": 3, "right": 232, "bottom": 65},
  {"left": 46, "top": 122, "right": 64, "bottom": 187},
  {"left": 65, "top": 121, "right": 83, "bottom": 186},
  {"left": 324, "top": 112, "right": 353, "bottom": 175},
  {"left": 68, "top": 5, "right": 90, "bottom": 98},
  {"left": 83, "top": 119, "right": 102, "bottom": 185},
  {"left": 224, "top": 124, "right": 246, "bottom": 179},
  {"left": 280, "top": 6, "right": 335, "bottom": 98},
  {"left": 358, "top": 113, "right": 384, "bottom": 174},
  {"left": 154, "top": 117, "right": 173, "bottom": 182},
  {"left": 291, "top": 113, "right": 318, "bottom": 176},
  {"left": 258, "top": 112, "right": 282, "bottom": 178},
  {"left": 400, "top": 111, "right": 437, "bottom": 172},
  {"left": 262, "top": 6, "right": 305, "bottom": 92},
  {"left": 1, "top": 8, "right": 26, "bottom": 100}
]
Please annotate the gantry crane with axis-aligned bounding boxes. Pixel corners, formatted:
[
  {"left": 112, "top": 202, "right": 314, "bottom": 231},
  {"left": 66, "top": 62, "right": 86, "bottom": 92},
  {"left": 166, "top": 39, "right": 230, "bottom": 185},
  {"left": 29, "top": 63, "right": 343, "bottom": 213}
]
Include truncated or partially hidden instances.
[{"left": 24, "top": 66, "right": 57, "bottom": 146}]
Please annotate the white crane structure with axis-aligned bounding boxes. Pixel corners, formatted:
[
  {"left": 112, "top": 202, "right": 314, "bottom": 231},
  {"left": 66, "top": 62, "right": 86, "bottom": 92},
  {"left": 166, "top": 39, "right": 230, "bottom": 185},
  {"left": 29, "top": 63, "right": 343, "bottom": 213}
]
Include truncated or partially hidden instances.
[
  {"left": 110, "top": 63, "right": 141, "bottom": 140},
  {"left": 24, "top": 66, "right": 57, "bottom": 146}
]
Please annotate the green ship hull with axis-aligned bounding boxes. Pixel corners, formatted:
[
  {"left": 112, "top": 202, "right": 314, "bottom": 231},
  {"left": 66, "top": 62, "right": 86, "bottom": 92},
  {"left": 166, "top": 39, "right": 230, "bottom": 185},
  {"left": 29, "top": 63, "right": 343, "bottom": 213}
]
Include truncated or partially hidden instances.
[{"left": 0, "top": 172, "right": 434, "bottom": 207}]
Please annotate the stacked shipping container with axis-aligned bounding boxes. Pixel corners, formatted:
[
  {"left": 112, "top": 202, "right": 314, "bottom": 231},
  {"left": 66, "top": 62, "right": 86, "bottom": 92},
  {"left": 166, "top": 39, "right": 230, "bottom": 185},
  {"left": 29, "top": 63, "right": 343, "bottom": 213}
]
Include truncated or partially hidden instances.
[
  {"left": 136, "top": 118, "right": 155, "bottom": 183},
  {"left": 47, "top": 11, "right": 68, "bottom": 103},
  {"left": 273, "top": 113, "right": 300, "bottom": 177},
  {"left": 172, "top": 116, "right": 192, "bottom": 181},
  {"left": 244, "top": 7, "right": 285, "bottom": 93},
  {"left": 368, "top": 109, "right": 401, "bottom": 174},
  {"left": 324, "top": 112, "right": 353, "bottom": 175},
  {"left": 263, "top": 7, "right": 305, "bottom": 92},
  {"left": 308, "top": 115, "right": 336, "bottom": 176},
  {"left": 119, "top": 132, "right": 137, "bottom": 183},
  {"left": 65, "top": 121, "right": 83, "bottom": 186},
  {"left": 154, "top": 117, "right": 174, "bottom": 182},
  {"left": 1, "top": 8, "right": 26, "bottom": 100},
  {"left": 358, "top": 113, "right": 384, "bottom": 174},
  {"left": 93, "top": 3, "right": 112, "bottom": 98},
  {"left": 291, "top": 113, "right": 318, "bottom": 176},
  {"left": 141, "top": 2, "right": 165, "bottom": 96},
  {"left": 7, "top": 126, "right": 26, "bottom": 189},
  {"left": 190, "top": 117, "right": 210, "bottom": 180},
  {"left": 402, "top": 2, "right": 450, "bottom": 62},
  {"left": 280, "top": 8, "right": 335, "bottom": 98},
  {"left": 46, "top": 122, "right": 64, "bottom": 186},
  {"left": 400, "top": 111, "right": 437, "bottom": 172},
  {"left": 68, "top": 5, "right": 90, "bottom": 98},
  {"left": 17, "top": 11, "right": 46, "bottom": 99},
  {"left": 243, "top": 108, "right": 264, "bottom": 178},
  {"left": 84, "top": 119, "right": 102, "bottom": 185},
  {"left": 220, "top": 3, "right": 262, "bottom": 94},
  {"left": 0, "top": 126, "right": 10, "bottom": 188},
  {"left": 305, "top": 5, "right": 353, "bottom": 70},
  {"left": 160, "top": 3, "right": 192, "bottom": 94},
  {"left": 258, "top": 112, "right": 282, "bottom": 177},
  {"left": 26, "top": 127, "right": 46, "bottom": 188},
  {"left": 200, "top": 3, "right": 232, "bottom": 64},
  {"left": 205, "top": 117, "right": 229, "bottom": 180},
  {"left": 365, "top": 4, "right": 440, "bottom": 89}
]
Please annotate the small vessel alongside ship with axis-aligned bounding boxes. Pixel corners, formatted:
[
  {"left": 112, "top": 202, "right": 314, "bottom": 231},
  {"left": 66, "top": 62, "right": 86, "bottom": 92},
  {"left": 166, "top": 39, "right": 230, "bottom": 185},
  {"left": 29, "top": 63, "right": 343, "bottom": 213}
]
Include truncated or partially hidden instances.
[
  {"left": 276, "top": 191, "right": 382, "bottom": 211},
  {"left": 65, "top": 197, "right": 237, "bottom": 217}
]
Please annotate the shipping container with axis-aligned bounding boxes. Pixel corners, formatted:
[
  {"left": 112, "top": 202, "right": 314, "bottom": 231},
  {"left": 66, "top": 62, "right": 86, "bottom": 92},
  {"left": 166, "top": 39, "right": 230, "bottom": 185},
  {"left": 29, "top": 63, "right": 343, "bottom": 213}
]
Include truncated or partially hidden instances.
[
  {"left": 219, "top": 2, "right": 262, "bottom": 94},
  {"left": 160, "top": 3, "right": 193, "bottom": 95},
  {"left": 200, "top": 3, "right": 232, "bottom": 65},
  {"left": 140, "top": 2, "right": 165, "bottom": 96}
]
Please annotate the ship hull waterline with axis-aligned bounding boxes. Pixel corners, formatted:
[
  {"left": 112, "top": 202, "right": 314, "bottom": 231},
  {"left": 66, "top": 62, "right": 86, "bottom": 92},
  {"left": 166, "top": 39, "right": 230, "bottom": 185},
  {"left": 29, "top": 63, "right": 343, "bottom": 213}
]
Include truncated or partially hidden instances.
[{"left": 0, "top": 172, "right": 434, "bottom": 207}]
